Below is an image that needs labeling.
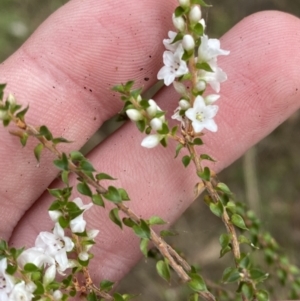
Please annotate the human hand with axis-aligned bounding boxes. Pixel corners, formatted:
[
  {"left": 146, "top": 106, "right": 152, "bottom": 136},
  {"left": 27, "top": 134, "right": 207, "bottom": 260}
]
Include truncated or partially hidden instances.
[{"left": 1, "top": 0, "right": 300, "bottom": 290}]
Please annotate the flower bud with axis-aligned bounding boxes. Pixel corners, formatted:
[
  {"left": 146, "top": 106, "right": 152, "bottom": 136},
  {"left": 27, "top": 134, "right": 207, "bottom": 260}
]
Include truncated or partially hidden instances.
[
  {"left": 79, "top": 252, "right": 89, "bottom": 261},
  {"left": 178, "top": 0, "right": 190, "bottom": 8},
  {"left": 141, "top": 134, "right": 162, "bottom": 148},
  {"left": 126, "top": 109, "right": 143, "bottom": 121},
  {"left": 205, "top": 94, "right": 220, "bottom": 104},
  {"left": 189, "top": 5, "right": 201, "bottom": 24},
  {"left": 136, "top": 95, "right": 142, "bottom": 102},
  {"left": 182, "top": 34, "right": 195, "bottom": 51},
  {"left": 0, "top": 110, "right": 8, "bottom": 121},
  {"left": 173, "top": 81, "right": 187, "bottom": 96},
  {"left": 7, "top": 93, "right": 16, "bottom": 105},
  {"left": 87, "top": 229, "right": 99, "bottom": 239},
  {"left": 48, "top": 210, "right": 62, "bottom": 222},
  {"left": 44, "top": 265, "right": 56, "bottom": 285},
  {"left": 195, "top": 80, "right": 206, "bottom": 91},
  {"left": 172, "top": 14, "right": 185, "bottom": 32},
  {"left": 146, "top": 99, "right": 158, "bottom": 117},
  {"left": 179, "top": 99, "right": 190, "bottom": 110},
  {"left": 150, "top": 118, "right": 163, "bottom": 131},
  {"left": 53, "top": 290, "right": 63, "bottom": 301}
]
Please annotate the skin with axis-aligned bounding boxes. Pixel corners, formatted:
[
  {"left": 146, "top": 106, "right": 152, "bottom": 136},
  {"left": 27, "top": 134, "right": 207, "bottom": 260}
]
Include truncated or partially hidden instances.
[{"left": 0, "top": 0, "right": 300, "bottom": 296}]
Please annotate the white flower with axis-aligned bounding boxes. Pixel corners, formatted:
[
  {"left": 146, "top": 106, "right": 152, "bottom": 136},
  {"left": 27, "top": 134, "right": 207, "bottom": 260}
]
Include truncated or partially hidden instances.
[
  {"left": 171, "top": 107, "right": 183, "bottom": 122},
  {"left": 172, "top": 14, "right": 185, "bottom": 32},
  {"left": 126, "top": 109, "right": 143, "bottom": 121},
  {"left": 8, "top": 281, "right": 33, "bottom": 301},
  {"left": 189, "top": 5, "right": 202, "bottom": 24},
  {"left": 182, "top": 34, "right": 195, "bottom": 51},
  {"left": 157, "top": 45, "right": 189, "bottom": 86},
  {"left": 163, "top": 31, "right": 181, "bottom": 52},
  {"left": 198, "top": 35, "right": 230, "bottom": 63},
  {"left": 0, "top": 258, "right": 14, "bottom": 301},
  {"left": 141, "top": 135, "right": 162, "bottom": 148},
  {"left": 35, "top": 223, "right": 74, "bottom": 273},
  {"left": 17, "top": 247, "right": 55, "bottom": 269},
  {"left": 198, "top": 66, "right": 227, "bottom": 93},
  {"left": 70, "top": 198, "right": 93, "bottom": 233},
  {"left": 185, "top": 95, "right": 218, "bottom": 133}
]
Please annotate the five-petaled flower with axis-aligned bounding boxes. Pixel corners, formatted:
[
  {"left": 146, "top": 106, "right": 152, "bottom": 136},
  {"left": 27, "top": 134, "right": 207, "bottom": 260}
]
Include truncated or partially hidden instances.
[
  {"left": 185, "top": 96, "right": 218, "bottom": 133},
  {"left": 157, "top": 44, "right": 189, "bottom": 86}
]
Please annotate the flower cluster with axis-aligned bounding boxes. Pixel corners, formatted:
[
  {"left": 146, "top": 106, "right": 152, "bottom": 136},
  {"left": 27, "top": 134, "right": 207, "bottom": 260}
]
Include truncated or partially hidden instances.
[{"left": 0, "top": 197, "right": 98, "bottom": 301}]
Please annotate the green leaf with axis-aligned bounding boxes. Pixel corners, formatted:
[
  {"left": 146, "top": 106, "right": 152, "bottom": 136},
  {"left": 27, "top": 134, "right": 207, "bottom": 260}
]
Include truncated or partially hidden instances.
[
  {"left": 156, "top": 260, "right": 170, "bottom": 282},
  {"left": 0, "top": 240, "right": 8, "bottom": 250},
  {"left": 171, "top": 125, "right": 178, "bottom": 136},
  {"left": 16, "top": 105, "right": 29, "bottom": 121},
  {"left": 225, "top": 201, "right": 236, "bottom": 213},
  {"left": 197, "top": 167, "right": 210, "bottom": 181},
  {"left": 52, "top": 137, "right": 71, "bottom": 144},
  {"left": 200, "top": 154, "right": 216, "bottom": 162},
  {"left": 95, "top": 173, "right": 116, "bottom": 181},
  {"left": 216, "top": 183, "right": 232, "bottom": 195},
  {"left": 6, "top": 263, "right": 17, "bottom": 275},
  {"left": 92, "top": 194, "right": 105, "bottom": 207},
  {"left": 219, "top": 233, "right": 231, "bottom": 248},
  {"left": 79, "top": 159, "right": 96, "bottom": 172},
  {"left": 189, "top": 293, "right": 199, "bottom": 301},
  {"left": 193, "top": 138, "right": 203, "bottom": 145},
  {"left": 118, "top": 188, "right": 130, "bottom": 201},
  {"left": 24, "top": 263, "right": 39, "bottom": 272},
  {"left": 58, "top": 216, "right": 69, "bottom": 229},
  {"left": 61, "top": 170, "right": 69, "bottom": 186},
  {"left": 100, "top": 279, "right": 114, "bottom": 292},
  {"left": 133, "top": 220, "right": 150, "bottom": 239},
  {"left": 124, "top": 80, "right": 134, "bottom": 91},
  {"left": 122, "top": 218, "right": 136, "bottom": 228},
  {"left": 104, "top": 186, "right": 122, "bottom": 203},
  {"left": 238, "top": 254, "right": 251, "bottom": 269},
  {"left": 113, "top": 293, "right": 125, "bottom": 301},
  {"left": 34, "top": 143, "right": 44, "bottom": 162},
  {"left": 191, "top": 0, "right": 212, "bottom": 8},
  {"left": 220, "top": 245, "right": 231, "bottom": 258},
  {"left": 77, "top": 182, "right": 92, "bottom": 197},
  {"left": 241, "top": 283, "right": 254, "bottom": 299},
  {"left": 249, "top": 269, "right": 269, "bottom": 282},
  {"left": 209, "top": 201, "right": 223, "bottom": 217},
  {"left": 130, "top": 88, "right": 142, "bottom": 99},
  {"left": 175, "top": 143, "right": 184, "bottom": 158},
  {"left": 231, "top": 214, "right": 248, "bottom": 230},
  {"left": 160, "top": 229, "right": 178, "bottom": 237},
  {"left": 0, "top": 83, "right": 6, "bottom": 100},
  {"left": 182, "top": 155, "right": 191, "bottom": 167},
  {"left": 196, "top": 62, "right": 213, "bottom": 72},
  {"left": 192, "top": 22, "right": 204, "bottom": 35},
  {"left": 53, "top": 153, "right": 69, "bottom": 170},
  {"left": 174, "top": 6, "right": 184, "bottom": 17},
  {"left": 172, "top": 32, "right": 183, "bottom": 44},
  {"left": 39, "top": 125, "right": 53, "bottom": 141},
  {"left": 222, "top": 267, "right": 241, "bottom": 283},
  {"left": 33, "top": 281, "right": 44, "bottom": 295},
  {"left": 140, "top": 238, "right": 149, "bottom": 257},
  {"left": 70, "top": 151, "right": 84, "bottom": 161},
  {"left": 136, "top": 120, "right": 146, "bottom": 132},
  {"left": 87, "top": 291, "right": 97, "bottom": 301},
  {"left": 188, "top": 273, "right": 207, "bottom": 292},
  {"left": 256, "top": 290, "right": 269, "bottom": 301},
  {"left": 157, "top": 123, "right": 169, "bottom": 135},
  {"left": 109, "top": 208, "right": 122, "bottom": 229},
  {"left": 148, "top": 216, "right": 166, "bottom": 225},
  {"left": 20, "top": 132, "right": 28, "bottom": 147}
]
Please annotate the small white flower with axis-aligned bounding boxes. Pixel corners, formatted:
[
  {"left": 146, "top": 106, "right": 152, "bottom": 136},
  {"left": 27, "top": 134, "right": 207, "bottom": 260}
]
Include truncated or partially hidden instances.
[
  {"left": 8, "top": 281, "right": 33, "bottom": 301},
  {"left": 126, "top": 109, "right": 143, "bottom": 121},
  {"left": 171, "top": 107, "right": 183, "bottom": 122},
  {"left": 141, "top": 135, "right": 162, "bottom": 148},
  {"left": 198, "top": 35, "right": 230, "bottom": 63},
  {"left": 189, "top": 5, "right": 202, "bottom": 24},
  {"left": 163, "top": 31, "right": 181, "bottom": 52},
  {"left": 150, "top": 118, "right": 163, "bottom": 131},
  {"left": 198, "top": 66, "right": 227, "bottom": 93},
  {"left": 0, "top": 258, "right": 14, "bottom": 301},
  {"left": 185, "top": 95, "right": 218, "bottom": 133},
  {"left": 182, "top": 34, "right": 195, "bottom": 51},
  {"left": 172, "top": 14, "right": 185, "bottom": 32},
  {"left": 70, "top": 198, "right": 93, "bottom": 233},
  {"left": 35, "top": 223, "right": 74, "bottom": 273},
  {"left": 157, "top": 45, "right": 189, "bottom": 86},
  {"left": 18, "top": 247, "right": 55, "bottom": 269}
]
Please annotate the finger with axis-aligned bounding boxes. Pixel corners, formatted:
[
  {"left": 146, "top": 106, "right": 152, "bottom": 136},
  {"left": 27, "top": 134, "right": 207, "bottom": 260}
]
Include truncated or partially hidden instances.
[
  {"left": 10, "top": 10, "right": 300, "bottom": 289},
  {"left": 0, "top": 0, "right": 177, "bottom": 239}
]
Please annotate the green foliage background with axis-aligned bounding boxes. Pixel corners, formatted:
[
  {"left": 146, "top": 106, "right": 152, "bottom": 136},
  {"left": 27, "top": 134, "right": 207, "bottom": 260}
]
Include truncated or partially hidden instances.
[{"left": 1, "top": 0, "right": 300, "bottom": 300}]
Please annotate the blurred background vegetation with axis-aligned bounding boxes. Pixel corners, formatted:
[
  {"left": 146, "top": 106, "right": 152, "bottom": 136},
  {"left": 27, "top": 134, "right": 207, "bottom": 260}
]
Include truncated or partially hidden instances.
[{"left": 1, "top": 0, "right": 300, "bottom": 300}]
